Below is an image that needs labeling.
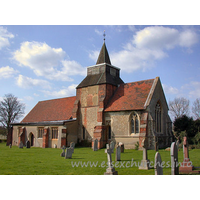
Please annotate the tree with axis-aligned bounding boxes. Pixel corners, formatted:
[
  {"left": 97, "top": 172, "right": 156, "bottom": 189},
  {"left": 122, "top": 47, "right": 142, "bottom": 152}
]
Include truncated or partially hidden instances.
[
  {"left": 169, "top": 97, "right": 190, "bottom": 121},
  {"left": 192, "top": 98, "right": 200, "bottom": 120},
  {"left": 0, "top": 94, "right": 25, "bottom": 145}
]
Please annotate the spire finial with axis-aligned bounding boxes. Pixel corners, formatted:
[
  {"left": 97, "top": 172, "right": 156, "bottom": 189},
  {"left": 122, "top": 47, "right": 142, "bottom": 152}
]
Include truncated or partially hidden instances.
[{"left": 103, "top": 30, "right": 106, "bottom": 41}]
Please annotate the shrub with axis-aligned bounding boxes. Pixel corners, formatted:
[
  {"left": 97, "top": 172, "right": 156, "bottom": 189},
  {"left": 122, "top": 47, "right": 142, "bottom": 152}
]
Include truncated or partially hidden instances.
[{"left": 135, "top": 141, "right": 139, "bottom": 150}]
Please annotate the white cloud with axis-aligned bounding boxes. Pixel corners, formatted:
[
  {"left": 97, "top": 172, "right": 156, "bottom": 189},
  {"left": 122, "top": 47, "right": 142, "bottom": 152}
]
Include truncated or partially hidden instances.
[
  {"left": 0, "top": 26, "right": 14, "bottom": 50},
  {"left": 0, "top": 66, "right": 18, "bottom": 79},
  {"left": 13, "top": 41, "right": 86, "bottom": 81},
  {"left": 179, "top": 29, "right": 198, "bottom": 47},
  {"left": 89, "top": 50, "right": 99, "bottom": 63},
  {"left": 162, "top": 84, "right": 179, "bottom": 95},
  {"left": 61, "top": 60, "right": 86, "bottom": 76},
  {"left": 24, "top": 96, "right": 33, "bottom": 101},
  {"left": 188, "top": 81, "right": 200, "bottom": 98},
  {"left": 44, "top": 84, "right": 77, "bottom": 98},
  {"left": 105, "top": 26, "right": 199, "bottom": 73},
  {"left": 16, "top": 74, "right": 51, "bottom": 89},
  {"left": 95, "top": 29, "right": 103, "bottom": 36}
]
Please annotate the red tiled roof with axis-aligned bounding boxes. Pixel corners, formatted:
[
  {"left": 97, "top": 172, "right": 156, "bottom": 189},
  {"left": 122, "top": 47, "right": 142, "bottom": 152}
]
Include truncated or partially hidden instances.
[
  {"left": 105, "top": 79, "right": 155, "bottom": 112},
  {"left": 21, "top": 96, "right": 76, "bottom": 123}
]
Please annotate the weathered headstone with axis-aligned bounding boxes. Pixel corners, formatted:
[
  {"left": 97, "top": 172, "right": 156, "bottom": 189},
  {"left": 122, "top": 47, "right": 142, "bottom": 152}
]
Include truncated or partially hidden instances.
[
  {"left": 115, "top": 143, "right": 121, "bottom": 161},
  {"left": 9, "top": 144, "right": 12, "bottom": 148},
  {"left": 26, "top": 140, "right": 30, "bottom": 148},
  {"left": 110, "top": 141, "right": 114, "bottom": 153},
  {"left": 171, "top": 142, "right": 179, "bottom": 175},
  {"left": 179, "top": 136, "right": 194, "bottom": 172},
  {"left": 65, "top": 147, "right": 73, "bottom": 159},
  {"left": 18, "top": 141, "right": 23, "bottom": 148},
  {"left": 93, "top": 139, "right": 98, "bottom": 151},
  {"left": 119, "top": 142, "right": 124, "bottom": 153},
  {"left": 155, "top": 152, "right": 163, "bottom": 175},
  {"left": 61, "top": 145, "right": 66, "bottom": 157},
  {"left": 70, "top": 142, "right": 75, "bottom": 153},
  {"left": 139, "top": 138, "right": 150, "bottom": 170},
  {"left": 104, "top": 144, "right": 118, "bottom": 175}
]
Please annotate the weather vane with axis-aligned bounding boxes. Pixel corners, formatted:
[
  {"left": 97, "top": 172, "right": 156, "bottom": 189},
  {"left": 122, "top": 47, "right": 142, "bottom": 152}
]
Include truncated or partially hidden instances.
[{"left": 103, "top": 30, "right": 106, "bottom": 41}]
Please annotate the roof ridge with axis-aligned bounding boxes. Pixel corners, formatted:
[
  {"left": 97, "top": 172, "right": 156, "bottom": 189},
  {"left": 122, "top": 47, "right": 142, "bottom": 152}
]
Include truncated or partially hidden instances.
[
  {"left": 38, "top": 96, "right": 76, "bottom": 103},
  {"left": 122, "top": 78, "right": 156, "bottom": 85}
]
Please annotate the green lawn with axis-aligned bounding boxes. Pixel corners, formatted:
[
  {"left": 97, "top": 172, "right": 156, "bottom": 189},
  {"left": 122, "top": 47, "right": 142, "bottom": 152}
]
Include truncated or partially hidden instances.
[{"left": 0, "top": 142, "right": 200, "bottom": 175}]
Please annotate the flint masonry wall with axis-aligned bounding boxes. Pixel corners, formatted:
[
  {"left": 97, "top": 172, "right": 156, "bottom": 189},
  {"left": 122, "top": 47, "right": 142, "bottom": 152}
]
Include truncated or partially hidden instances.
[{"left": 105, "top": 111, "right": 143, "bottom": 149}]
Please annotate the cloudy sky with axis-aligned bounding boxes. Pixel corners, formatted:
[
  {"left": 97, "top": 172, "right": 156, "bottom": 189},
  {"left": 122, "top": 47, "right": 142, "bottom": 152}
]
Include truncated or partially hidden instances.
[{"left": 0, "top": 25, "right": 200, "bottom": 120}]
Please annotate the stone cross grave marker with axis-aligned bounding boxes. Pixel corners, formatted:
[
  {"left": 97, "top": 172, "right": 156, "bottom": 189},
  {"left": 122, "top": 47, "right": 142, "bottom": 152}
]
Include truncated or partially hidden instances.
[
  {"left": 26, "top": 140, "right": 30, "bottom": 148},
  {"left": 93, "top": 139, "right": 98, "bottom": 151},
  {"left": 70, "top": 142, "right": 75, "bottom": 153},
  {"left": 139, "top": 138, "right": 150, "bottom": 170},
  {"left": 65, "top": 147, "right": 73, "bottom": 159},
  {"left": 110, "top": 141, "right": 114, "bottom": 153},
  {"left": 155, "top": 152, "right": 163, "bottom": 175},
  {"left": 179, "top": 136, "right": 194, "bottom": 172},
  {"left": 19, "top": 141, "right": 23, "bottom": 148},
  {"left": 61, "top": 145, "right": 66, "bottom": 157},
  {"left": 115, "top": 143, "right": 121, "bottom": 161},
  {"left": 171, "top": 142, "right": 179, "bottom": 175},
  {"left": 104, "top": 144, "right": 118, "bottom": 175}
]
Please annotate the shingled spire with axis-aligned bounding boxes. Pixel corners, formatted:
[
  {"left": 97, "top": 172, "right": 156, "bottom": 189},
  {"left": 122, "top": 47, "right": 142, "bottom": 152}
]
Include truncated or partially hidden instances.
[
  {"left": 77, "top": 41, "right": 124, "bottom": 89},
  {"left": 96, "top": 42, "right": 111, "bottom": 65}
]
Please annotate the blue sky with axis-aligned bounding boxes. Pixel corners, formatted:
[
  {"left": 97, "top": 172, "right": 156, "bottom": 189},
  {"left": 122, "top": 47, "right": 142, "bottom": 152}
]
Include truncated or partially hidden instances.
[{"left": 0, "top": 25, "right": 200, "bottom": 120}]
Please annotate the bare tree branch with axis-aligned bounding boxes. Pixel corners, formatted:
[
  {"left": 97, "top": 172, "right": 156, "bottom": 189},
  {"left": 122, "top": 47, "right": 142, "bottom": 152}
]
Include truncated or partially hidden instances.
[
  {"left": 192, "top": 98, "right": 200, "bottom": 120},
  {"left": 169, "top": 97, "right": 190, "bottom": 121},
  {"left": 0, "top": 94, "right": 25, "bottom": 133}
]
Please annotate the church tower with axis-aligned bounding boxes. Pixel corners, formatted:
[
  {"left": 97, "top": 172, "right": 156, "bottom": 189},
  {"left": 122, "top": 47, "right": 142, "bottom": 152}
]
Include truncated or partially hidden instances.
[{"left": 75, "top": 42, "right": 124, "bottom": 148}]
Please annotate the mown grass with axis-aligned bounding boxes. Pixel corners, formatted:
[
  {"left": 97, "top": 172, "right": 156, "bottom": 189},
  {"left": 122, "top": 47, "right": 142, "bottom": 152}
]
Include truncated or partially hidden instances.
[{"left": 0, "top": 142, "right": 200, "bottom": 175}]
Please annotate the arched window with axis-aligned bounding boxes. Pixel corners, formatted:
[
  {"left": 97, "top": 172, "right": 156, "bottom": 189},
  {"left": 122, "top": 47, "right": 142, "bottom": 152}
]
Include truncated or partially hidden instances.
[
  {"left": 131, "top": 113, "right": 140, "bottom": 134},
  {"left": 155, "top": 102, "right": 161, "bottom": 133}
]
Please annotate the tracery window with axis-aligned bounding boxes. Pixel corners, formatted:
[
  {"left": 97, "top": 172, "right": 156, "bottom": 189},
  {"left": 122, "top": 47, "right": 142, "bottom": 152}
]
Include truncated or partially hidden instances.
[
  {"left": 155, "top": 102, "right": 161, "bottom": 133},
  {"left": 38, "top": 127, "right": 44, "bottom": 138},
  {"left": 131, "top": 113, "right": 140, "bottom": 134},
  {"left": 52, "top": 127, "right": 58, "bottom": 139}
]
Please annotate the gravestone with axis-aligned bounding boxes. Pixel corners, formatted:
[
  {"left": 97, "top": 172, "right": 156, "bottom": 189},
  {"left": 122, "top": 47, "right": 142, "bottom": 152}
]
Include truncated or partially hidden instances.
[
  {"left": 9, "top": 144, "right": 12, "bottom": 148},
  {"left": 110, "top": 141, "right": 114, "bottom": 153},
  {"left": 26, "top": 140, "right": 30, "bottom": 148},
  {"left": 155, "top": 152, "right": 163, "bottom": 175},
  {"left": 65, "top": 147, "right": 73, "bottom": 159},
  {"left": 115, "top": 143, "right": 121, "bottom": 161},
  {"left": 104, "top": 144, "right": 118, "bottom": 175},
  {"left": 18, "top": 141, "right": 23, "bottom": 148},
  {"left": 61, "top": 145, "right": 66, "bottom": 157},
  {"left": 171, "top": 142, "right": 179, "bottom": 175},
  {"left": 70, "top": 142, "right": 75, "bottom": 153},
  {"left": 119, "top": 142, "right": 124, "bottom": 153},
  {"left": 139, "top": 138, "right": 150, "bottom": 170},
  {"left": 179, "top": 136, "right": 194, "bottom": 172},
  {"left": 93, "top": 139, "right": 98, "bottom": 151}
]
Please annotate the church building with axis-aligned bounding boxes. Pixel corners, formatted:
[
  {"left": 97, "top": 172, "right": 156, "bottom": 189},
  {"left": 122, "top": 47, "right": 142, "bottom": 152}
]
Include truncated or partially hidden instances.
[{"left": 11, "top": 41, "right": 173, "bottom": 149}]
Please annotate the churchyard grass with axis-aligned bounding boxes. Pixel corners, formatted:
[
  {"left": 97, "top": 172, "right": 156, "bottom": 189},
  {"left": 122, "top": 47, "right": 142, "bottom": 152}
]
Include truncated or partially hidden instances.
[{"left": 0, "top": 142, "right": 200, "bottom": 175}]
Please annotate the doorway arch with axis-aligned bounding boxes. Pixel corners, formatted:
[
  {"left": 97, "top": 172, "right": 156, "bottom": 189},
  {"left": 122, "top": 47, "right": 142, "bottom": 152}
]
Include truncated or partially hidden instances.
[{"left": 28, "top": 132, "right": 34, "bottom": 146}]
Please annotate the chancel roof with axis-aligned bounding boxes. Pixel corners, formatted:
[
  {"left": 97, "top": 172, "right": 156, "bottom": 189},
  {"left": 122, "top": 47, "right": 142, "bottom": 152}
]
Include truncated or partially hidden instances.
[
  {"left": 21, "top": 96, "right": 76, "bottom": 123},
  {"left": 105, "top": 78, "right": 155, "bottom": 112}
]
